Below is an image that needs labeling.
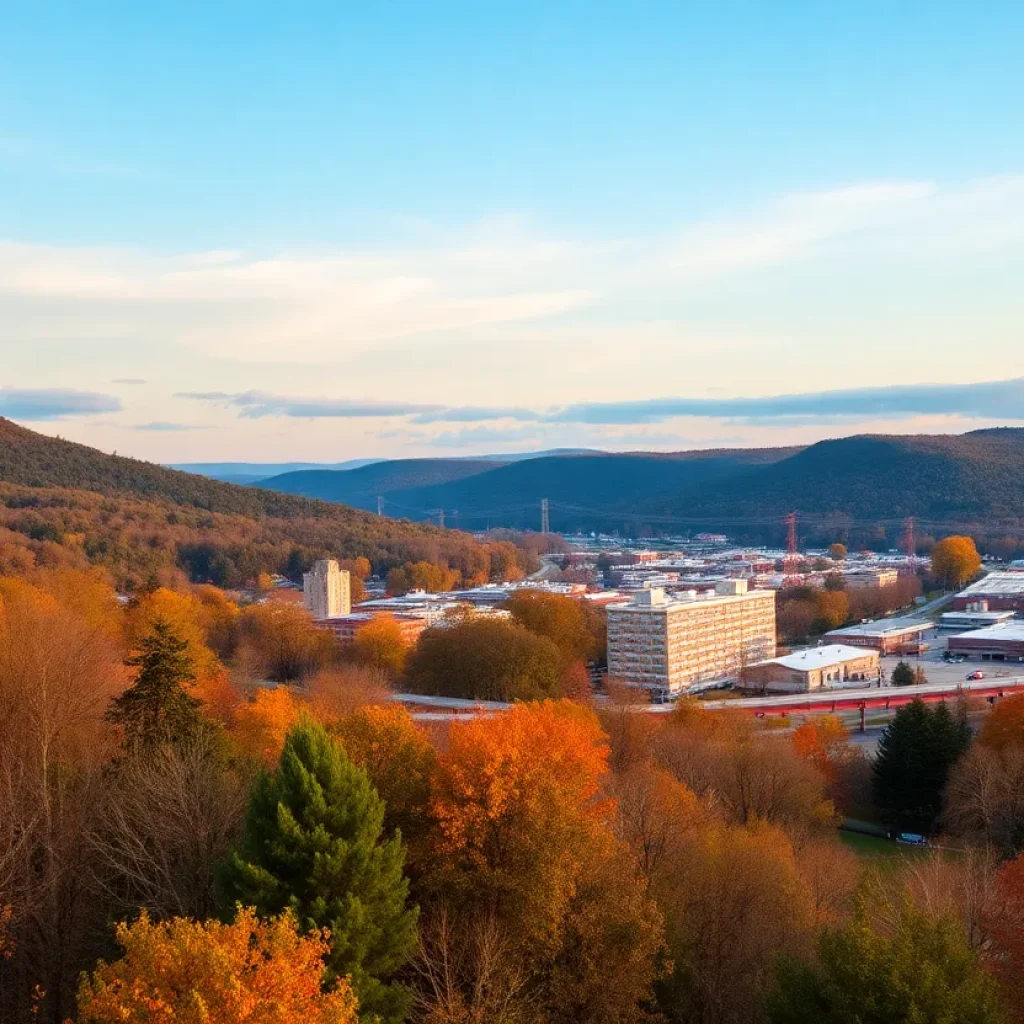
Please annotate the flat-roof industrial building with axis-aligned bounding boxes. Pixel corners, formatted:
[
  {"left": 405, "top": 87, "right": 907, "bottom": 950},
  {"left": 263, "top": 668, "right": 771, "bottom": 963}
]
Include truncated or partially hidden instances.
[
  {"left": 952, "top": 572, "right": 1024, "bottom": 613},
  {"left": 939, "top": 609, "right": 1016, "bottom": 631},
  {"left": 744, "top": 644, "right": 881, "bottom": 694},
  {"left": 825, "top": 616, "right": 933, "bottom": 655},
  {"left": 947, "top": 623, "right": 1024, "bottom": 662}
]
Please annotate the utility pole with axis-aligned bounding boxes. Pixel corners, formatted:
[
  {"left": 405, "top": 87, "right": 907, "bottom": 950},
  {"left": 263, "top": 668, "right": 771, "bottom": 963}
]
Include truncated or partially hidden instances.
[
  {"left": 376, "top": 496, "right": 384, "bottom": 517},
  {"left": 540, "top": 497, "right": 550, "bottom": 535}
]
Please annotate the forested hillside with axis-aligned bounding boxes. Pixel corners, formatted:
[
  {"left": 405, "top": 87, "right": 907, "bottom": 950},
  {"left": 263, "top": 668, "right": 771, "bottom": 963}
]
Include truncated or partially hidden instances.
[
  {"left": 648, "top": 429, "right": 1024, "bottom": 527},
  {"left": 259, "top": 428, "right": 1024, "bottom": 545},
  {"left": 266, "top": 447, "right": 801, "bottom": 526},
  {"left": 0, "top": 419, "right": 531, "bottom": 590}
]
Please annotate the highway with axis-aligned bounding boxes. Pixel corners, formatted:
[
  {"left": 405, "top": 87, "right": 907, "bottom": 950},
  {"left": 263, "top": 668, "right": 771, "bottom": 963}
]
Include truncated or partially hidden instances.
[{"left": 396, "top": 674, "right": 1024, "bottom": 719}]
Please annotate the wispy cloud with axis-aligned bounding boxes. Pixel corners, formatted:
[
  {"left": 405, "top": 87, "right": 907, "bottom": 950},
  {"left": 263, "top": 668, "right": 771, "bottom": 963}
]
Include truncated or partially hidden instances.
[
  {"left": 179, "top": 391, "right": 446, "bottom": 419},
  {"left": 133, "top": 421, "right": 209, "bottom": 432},
  {"left": 3, "top": 174, "right": 1022, "bottom": 369},
  {"left": 181, "top": 378, "right": 1024, "bottom": 429},
  {"left": 547, "top": 379, "right": 1024, "bottom": 425},
  {"left": 673, "top": 181, "right": 937, "bottom": 275},
  {"left": 113, "top": 377, "right": 147, "bottom": 385},
  {"left": 0, "top": 387, "right": 122, "bottom": 420}
]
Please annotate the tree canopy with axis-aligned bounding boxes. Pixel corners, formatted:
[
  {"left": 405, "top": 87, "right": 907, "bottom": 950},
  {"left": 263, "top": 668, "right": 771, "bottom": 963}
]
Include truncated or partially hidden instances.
[
  {"left": 219, "top": 718, "right": 418, "bottom": 1024},
  {"left": 766, "top": 903, "right": 1004, "bottom": 1024}
]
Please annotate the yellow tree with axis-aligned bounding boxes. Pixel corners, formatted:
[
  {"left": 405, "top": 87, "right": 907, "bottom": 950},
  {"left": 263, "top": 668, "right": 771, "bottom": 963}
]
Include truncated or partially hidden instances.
[
  {"left": 931, "top": 536, "right": 982, "bottom": 589},
  {"left": 505, "top": 590, "right": 599, "bottom": 666},
  {"left": 334, "top": 704, "right": 436, "bottom": 865},
  {"left": 351, "top": 615, "right": 409, "bottom": 677},
  {"left": 76, "top": 908, "right": 358, "bottom": 1024}
]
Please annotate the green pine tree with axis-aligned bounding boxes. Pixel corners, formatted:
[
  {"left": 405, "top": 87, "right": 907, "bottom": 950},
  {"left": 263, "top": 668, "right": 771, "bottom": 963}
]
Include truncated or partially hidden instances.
[
  {"left": 219, "top": 717, "right": 418, "bottom": 1024},
  {"left": 766, "top": 902, "right": 1004, "bottom": 1024},
  {"left": 107, "top": 617, "right": 205, "bottom": 751},
  {"left": 873, "top": 698, "right": 971, "bottom": 833},
  {"left": 890, "top": 660, "right": 916, "bottom": 687}
]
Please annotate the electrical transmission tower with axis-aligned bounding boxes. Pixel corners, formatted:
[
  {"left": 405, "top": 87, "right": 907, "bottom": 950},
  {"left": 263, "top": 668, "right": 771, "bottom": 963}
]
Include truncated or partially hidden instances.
[
  {"left": 904, "top": 516, "right": 918, "bottom": 574},
  {"left": 452, "top": 509, "right": 459, "bottom": 531},
  {"left": 783, "top": 511, "right": 800, "bottom": 581},
  {"left": 376, "top": 496, "right": 384, "bottom": 516},
  {"left": 540, "top": 497, "right": 550, "bottom": 535},
  {"left": 434, "top": 509, "right": 445, "bottom": 529}
]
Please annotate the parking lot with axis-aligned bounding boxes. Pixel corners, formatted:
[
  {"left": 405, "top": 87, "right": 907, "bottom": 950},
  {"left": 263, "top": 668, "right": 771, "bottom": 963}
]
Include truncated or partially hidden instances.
[{"left": 880, "top": 633, "right": 1024, "bottom": 687}]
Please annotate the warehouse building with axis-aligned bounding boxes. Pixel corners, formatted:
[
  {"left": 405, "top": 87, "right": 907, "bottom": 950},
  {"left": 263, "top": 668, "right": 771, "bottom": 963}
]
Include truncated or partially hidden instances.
[
  {"left": 939, "top": 608, "right": 1016, "bottom": 630},
  {"left": 744, "top": 644, "right": 881, "bottom": 694},
  {"left": 606, "top": 581, "right": 776, "bottom": 698},
  {"left": 825, "top": 616, "right": 933, "bottom": 655},
  {"left": 947, "top": 623, "right": 1024, "bottom": 662},
  {"left": 952, "top": 572, "right": 1024, "bottom": 613}
]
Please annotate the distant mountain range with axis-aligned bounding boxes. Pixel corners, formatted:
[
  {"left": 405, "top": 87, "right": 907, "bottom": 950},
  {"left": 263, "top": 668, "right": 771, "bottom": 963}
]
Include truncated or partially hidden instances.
[
  {"left": 171, "top": 448, "right": 602, "bottom": 485},
  {"left": 250, "top": 429, "right": 1024, "bottom": 545}
]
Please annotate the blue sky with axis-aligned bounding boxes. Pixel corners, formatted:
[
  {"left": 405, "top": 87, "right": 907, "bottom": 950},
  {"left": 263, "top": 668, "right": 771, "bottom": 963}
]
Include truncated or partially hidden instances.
[{"left": 2, "top": 1, "right": 1023, "bottom": 460}]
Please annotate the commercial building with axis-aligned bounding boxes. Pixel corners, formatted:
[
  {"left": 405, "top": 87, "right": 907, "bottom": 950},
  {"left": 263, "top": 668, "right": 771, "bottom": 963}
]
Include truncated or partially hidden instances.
[
  {"left": 952, "top": 573, "right": 1024, "bottom": 613},
  {"left": 939, "top": 608, "right": 1016, "bottom": 631},
  {"left": 845, "top": 568, "right": 900, "bottom": 590},
  {"left": 606, "top": 581, "right": 776, "bottom": 697},
  {"left": 947, "top": 623, "right": 1024, "bottom": 662},
  {"left": 744, "top": 644, "right": 880, "bottom": 694},
  {"left": 302, "top": 559, "right": 351, "bottom": 619},
  {"left": 825, "top": 616, "right": 932, "bottom": 655},
  {"left": 318, "top": 610, "right": 428, "bottom": 646}
]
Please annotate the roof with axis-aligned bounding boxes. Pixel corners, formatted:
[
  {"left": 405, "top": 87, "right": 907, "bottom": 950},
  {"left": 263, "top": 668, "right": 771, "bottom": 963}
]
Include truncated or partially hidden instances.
[
  {"left": 951, "top": 623, "right": 1024, "bottom": 642},
  {"left": 826, "top": 616, "right": 932, "bottom": 638},
  {"left": 957, "top": 572, "right": 1024, "bottom": 598},
  {"left": 940, "top": 610, "right": 1015, "bottom": 623},
  {"left": 756, "top": 644, "right": 876, "bottom": 673}
]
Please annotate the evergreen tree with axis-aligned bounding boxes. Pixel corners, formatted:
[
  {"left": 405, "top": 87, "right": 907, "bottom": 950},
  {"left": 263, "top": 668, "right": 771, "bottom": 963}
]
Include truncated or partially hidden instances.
[
  {"left": 766, "top": 903, "right": 1004, "bottom": 1024},
  {"left": 873, "top": 698, "right": 971, "bottom": 833},
  {"left": 219, "top": 718, "right": 418, "bottom": 1024},
  {"left": 890, "top": 660, "right": 915, "bottom": 687},
  {"left": 107, "top": 617, "right": 205, "bottom": 750}
]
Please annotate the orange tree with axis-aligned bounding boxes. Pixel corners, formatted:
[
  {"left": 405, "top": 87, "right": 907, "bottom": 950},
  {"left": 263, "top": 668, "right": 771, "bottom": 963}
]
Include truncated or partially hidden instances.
[
  {"left": 931, "top": 535, "right": 982, "bottom": 589},
  {"left": 978, "top": 693, "right": 1024, "bottom": 752},
  {"left": 986, "top": 852, "right": 1024, "bottom": 1018},
  {"left": 423, "top": 700, "right": 661, "bottom": 1021},
  {"left": 75, "top": 908, "right": 357, "bottom": 1024},
  {"left": 230, "top": 686, "right": 306, "bottom": 765},
  {"left": 792, "top": 715, "right": 852, "bottom": 785}
]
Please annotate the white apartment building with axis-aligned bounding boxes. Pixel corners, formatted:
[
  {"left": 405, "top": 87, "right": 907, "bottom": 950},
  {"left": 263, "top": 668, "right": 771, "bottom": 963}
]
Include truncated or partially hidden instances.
[
  {"left": 606, "top": 580, "right": 776, "bottom": 697},
  {"left": 303, "top": 559, "right": 352, "bottom": 619}
]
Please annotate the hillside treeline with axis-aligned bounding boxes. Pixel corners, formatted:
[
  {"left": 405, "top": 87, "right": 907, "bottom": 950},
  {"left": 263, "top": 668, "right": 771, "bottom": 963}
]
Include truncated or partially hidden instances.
[
  {"left": 2, "top": 567, "right": 1024, "bottom": 1023},
  {"left": 0, "top": 480, "right": 541, "bottom": 591}
]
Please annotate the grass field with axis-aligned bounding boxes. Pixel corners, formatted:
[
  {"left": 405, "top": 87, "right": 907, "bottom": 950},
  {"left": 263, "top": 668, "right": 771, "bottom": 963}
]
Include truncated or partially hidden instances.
[{"left": 838, "top": 830, "right": 930, "bottom": 861}]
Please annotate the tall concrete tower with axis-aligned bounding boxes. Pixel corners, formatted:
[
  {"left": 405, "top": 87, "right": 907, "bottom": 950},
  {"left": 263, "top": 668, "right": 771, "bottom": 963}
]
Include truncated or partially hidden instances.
[{"left": 303, "top": 559, "right": 352, "bottom": 619}]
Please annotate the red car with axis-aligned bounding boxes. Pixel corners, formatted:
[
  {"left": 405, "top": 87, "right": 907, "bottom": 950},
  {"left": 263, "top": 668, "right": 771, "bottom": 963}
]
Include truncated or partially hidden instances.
[{"left": 967, "top": 670, "right": 985, "bottom": 681}]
